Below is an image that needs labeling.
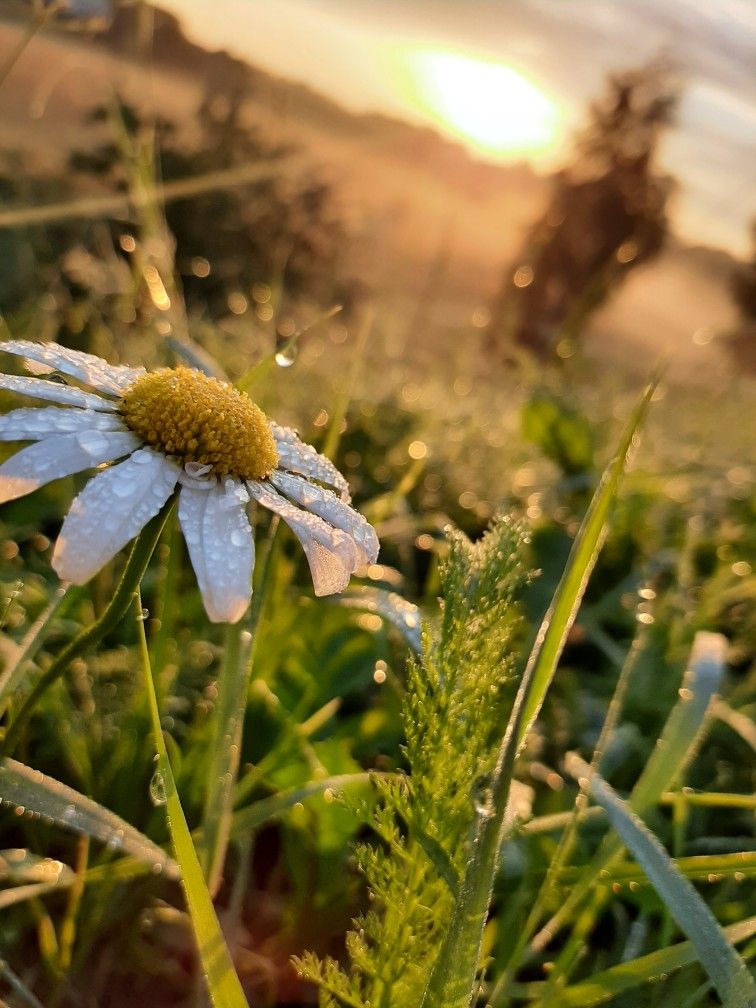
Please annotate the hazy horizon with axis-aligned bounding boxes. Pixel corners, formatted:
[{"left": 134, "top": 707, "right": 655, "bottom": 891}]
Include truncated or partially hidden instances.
[{"left": 154, "top": 0, "right": 756, "bottom": 259}]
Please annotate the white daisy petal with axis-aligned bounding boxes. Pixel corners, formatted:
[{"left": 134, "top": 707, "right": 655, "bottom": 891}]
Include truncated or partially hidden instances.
[
  {"left": 270, "top": 470, "right": 379, "bottom": 566},
  {"left": 1, "top": 340, "right": 145, "bottom": 396},
  {"left": 270, "top": 422, "right": 350, "bottom": 501},
  {"left": 0, "top": 406, "right": 128, "bottom": 442},
  {"left": 0, "top": 373, "right": 118, "bottom": 412},
  {"left": 0, "top": 430, "right": 140, "bottom": 504},
  {"left": 178, "top": 479, "right": 254, "bottom": 623},
  {"left": 247, "top": 479, "right": 360, "bottom": 596},
  {"left": 52, "top": 448, "right": 179, "bottom": 584}
]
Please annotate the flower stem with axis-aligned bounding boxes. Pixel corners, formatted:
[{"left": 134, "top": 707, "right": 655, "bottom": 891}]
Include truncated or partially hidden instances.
[
  {"left": 1, "top": 501, "right": 174, "bottom": 758},
  {"left": 199, "top": 517, "right": 280, "bottom": 895}
]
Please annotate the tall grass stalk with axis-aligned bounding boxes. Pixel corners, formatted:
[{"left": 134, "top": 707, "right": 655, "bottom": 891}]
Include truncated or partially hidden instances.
[{"left": 134, "top": 590, "right": 248, "bottom": 1008}]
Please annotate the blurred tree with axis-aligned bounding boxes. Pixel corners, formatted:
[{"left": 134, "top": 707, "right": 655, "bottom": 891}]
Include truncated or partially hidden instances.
[
  {"left": 723, "top": 220, "right": 756, "bottom": 372},
  {"left": 489, "top": 62, "right": 678, "bottom": 360},
  {"left": 68, "top": 92, "right": 353, "bottom": 321}
]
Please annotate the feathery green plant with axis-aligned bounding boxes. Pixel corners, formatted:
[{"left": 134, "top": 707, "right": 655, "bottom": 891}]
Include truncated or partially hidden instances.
[{"left": 294, "top": 516, "right": 532, "bottom": 1006}]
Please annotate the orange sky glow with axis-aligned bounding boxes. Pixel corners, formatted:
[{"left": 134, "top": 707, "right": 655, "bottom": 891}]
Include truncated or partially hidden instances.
[{"left": 156, "top": 0, "right": 756, "bottom": 257}]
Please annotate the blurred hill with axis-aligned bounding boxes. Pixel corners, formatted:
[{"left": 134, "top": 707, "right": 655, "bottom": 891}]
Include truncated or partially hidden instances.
[{"left": 0, "top": 5, "right": 742, "bottom": 378}]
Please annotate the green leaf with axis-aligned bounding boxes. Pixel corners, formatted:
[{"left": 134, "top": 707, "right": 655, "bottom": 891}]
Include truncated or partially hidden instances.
[
  {"left": 520, "top": 388, "right": 595, "bottom": 475},
  {"left": 565, "top": 753, "right": 756, "bottom": 1008}
]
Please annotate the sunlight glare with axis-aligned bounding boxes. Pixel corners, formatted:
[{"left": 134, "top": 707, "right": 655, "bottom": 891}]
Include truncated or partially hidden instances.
[{"left": 400, "top": 48, "right": 563, "bottom": 160}]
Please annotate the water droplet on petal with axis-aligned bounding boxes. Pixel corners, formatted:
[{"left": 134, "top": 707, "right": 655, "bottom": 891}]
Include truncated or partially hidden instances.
[
  {"left": 112, "top": 479, "right": 135, "bottom": 498},
  {"left": 76, "top": 430, "right": 110, "bottom": 456}
]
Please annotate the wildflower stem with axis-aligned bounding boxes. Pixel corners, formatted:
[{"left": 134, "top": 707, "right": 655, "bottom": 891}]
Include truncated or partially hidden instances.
[
  {"left": 199, "top": 517, "right": 280, "bottom": 895},
  {"left": 0, "top": 501, "right": 174, "bottom": 758}
]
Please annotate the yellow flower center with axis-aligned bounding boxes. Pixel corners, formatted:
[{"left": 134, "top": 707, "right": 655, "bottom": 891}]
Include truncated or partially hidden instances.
[{"left": 121, "top": 367, "right": 278, "bottom": 480}]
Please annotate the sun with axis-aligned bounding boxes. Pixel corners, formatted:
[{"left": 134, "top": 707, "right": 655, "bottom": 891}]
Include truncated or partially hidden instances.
[{"left": 396, "top": 47, "right": 563, "bottom": 161}]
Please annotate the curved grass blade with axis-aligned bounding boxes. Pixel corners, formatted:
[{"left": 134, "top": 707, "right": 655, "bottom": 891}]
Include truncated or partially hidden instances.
[
  {"left": 0, "top": 849, "right": 74, "bottom": 886},
  {"left": 236, "top": 304, "right": 342, "bottom": 392},
  {"left": 630, "top": 631, "right": 726, "bottom": 813},
  {"left": 565, "top": 753, "right": 756, "bottom": 1008},
  {"left": 135, "top": 593, "right": 248, "bottom": 1008},
  {"left": 531, "top": 630, "right": 728, "bottom": 957},
  {"left": 558, "top": 851, "right": 756, "bottom": 885},
  {"left": 0, "top": 758, "right": 177, "bottom": 877},
  {"left": 334, "top": 587, "right": 422, "bottom": 654},
  {"left": 419, "top": 378, "right": 658, "bottom": 1008},
  {"left": 0, "top": 585, "right": 77, "bottom": 715},
  {"left": 229, "top": 772, "right": 378, "bottom": 839},
  {"left": 0, "top": 957, "right": 46, "bottom": 1008},
  {"left": 510, "top": 916, "right": 756, "bottom": 1007}
]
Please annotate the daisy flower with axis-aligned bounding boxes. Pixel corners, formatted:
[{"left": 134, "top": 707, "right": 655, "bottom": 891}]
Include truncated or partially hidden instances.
[{"left": 0, "top": 341, "right": 378, "bottom": 623}]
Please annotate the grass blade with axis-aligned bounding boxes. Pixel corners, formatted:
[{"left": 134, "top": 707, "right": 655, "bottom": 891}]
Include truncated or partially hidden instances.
[
  {"left": 565, "top": 752, "right": 756, "bottom": 1008},
  {"left": 516, "top": 377, "right": 658, "bottom": 746},
  {"left": 630, "top": 631, "right": 727, "bottom": 813},
  {"left": 513, "top": 916, "right": 756, "bottom": 1007},
  {"left": 531, "top": 629, "right": 728, "bottom": 957},
  {"left": 199, "top": 518, "right": 279, "bottom": 897},
  {"left": 228, "top": 771, "right": 378, "bottom": 839},
  {"left": 0, "top": 585, "right": 77, "bottom": 714},
  {"left": 333, "top": 587, "right": 422, "bottom": 653},
  {"left": 0, "top": 758, "right": 177, "bottom": 876},
  {"left": 135, "top": 592, "right": 248, "bottom": 1008}
]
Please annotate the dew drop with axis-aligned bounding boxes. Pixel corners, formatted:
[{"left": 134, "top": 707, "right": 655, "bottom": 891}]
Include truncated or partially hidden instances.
[
  {"left": 106, "top": 829, "right": 124, "bottom": 851},
  {"left": 76, "top": 430, "right": 110, "bottom": 456},
  {"left": 149, "top": 770, "right": 167, "bottom": 807},
  {"left": 112, "top": 479, "right": 135, "bottom": 499},
  {"left": 274, "top": 346, "right": 297, "bottom": 368}
]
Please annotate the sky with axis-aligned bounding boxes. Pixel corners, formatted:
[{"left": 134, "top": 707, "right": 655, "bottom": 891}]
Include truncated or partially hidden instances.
[{"left": 157, "top": 0, "right": 756, "bottom": 257}]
